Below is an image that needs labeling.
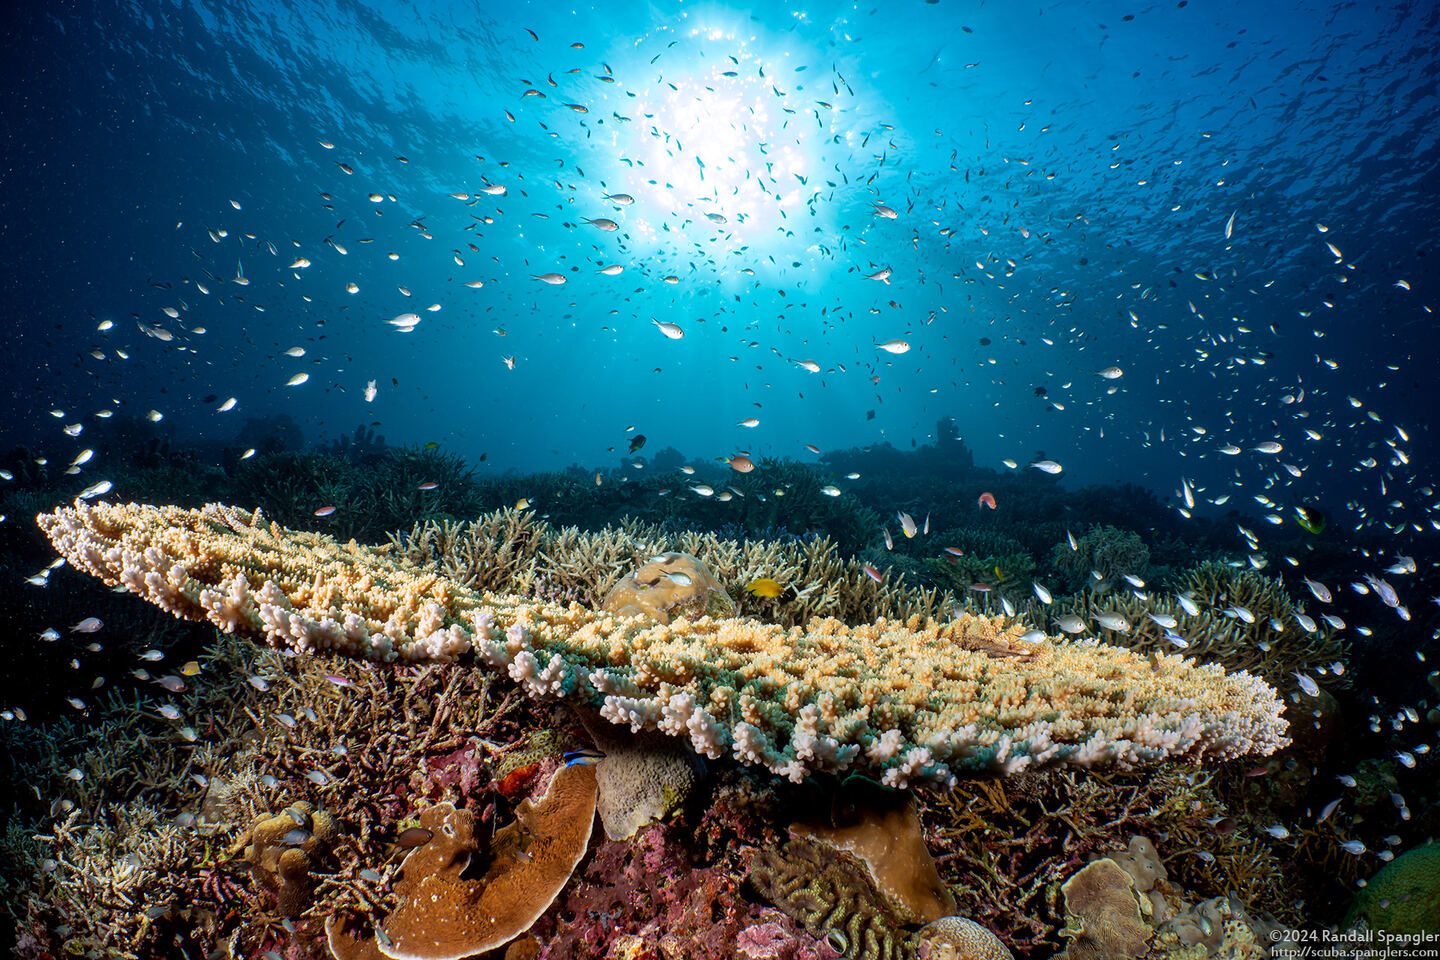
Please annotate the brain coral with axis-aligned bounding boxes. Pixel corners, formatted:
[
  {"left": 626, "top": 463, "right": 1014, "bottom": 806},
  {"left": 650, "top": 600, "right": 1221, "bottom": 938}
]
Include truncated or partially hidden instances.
[
  {"left": 1345, "top": 842, "right": 1440, "bottom": 935},
  {"left": 37, "top": 501, "right": 1289, "bottom": 789}
]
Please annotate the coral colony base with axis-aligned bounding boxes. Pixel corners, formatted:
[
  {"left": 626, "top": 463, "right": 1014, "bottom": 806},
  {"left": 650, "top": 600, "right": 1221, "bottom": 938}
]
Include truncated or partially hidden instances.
[{"left": 38, "top": 501, "right": 1289, "bottom": 789}]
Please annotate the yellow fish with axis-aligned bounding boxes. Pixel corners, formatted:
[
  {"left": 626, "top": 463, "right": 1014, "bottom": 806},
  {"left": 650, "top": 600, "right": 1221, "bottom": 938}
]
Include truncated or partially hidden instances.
[
  {"left": 423, "top": 441, "right": 440, "bottom": 450},
  {"left": 746, "top": 578, "right": 784, "bottom": 598},
  {"left": 179, "top": 660, "right": 202, "bottom": 677},
  {"left": 515, "top": 498, "right": 532, "bottom": 510}
]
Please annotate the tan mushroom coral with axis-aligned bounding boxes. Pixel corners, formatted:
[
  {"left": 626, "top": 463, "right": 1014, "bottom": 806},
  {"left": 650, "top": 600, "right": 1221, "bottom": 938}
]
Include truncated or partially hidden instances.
[{"left": 377, "top": 761, "right": 598, "bottom": 960}]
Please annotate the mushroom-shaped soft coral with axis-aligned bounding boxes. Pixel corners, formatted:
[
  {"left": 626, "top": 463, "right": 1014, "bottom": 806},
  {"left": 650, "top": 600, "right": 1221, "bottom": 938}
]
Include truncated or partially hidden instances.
[
  {"left": 789, "top": 776, "right": 956, "bottom": 926},
  {"left": 377, "top": 762, "right": 599, "bottom": 960}
]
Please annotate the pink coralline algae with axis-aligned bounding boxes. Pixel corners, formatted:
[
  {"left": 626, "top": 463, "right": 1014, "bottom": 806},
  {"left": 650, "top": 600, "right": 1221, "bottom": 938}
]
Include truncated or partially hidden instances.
[
  {"left": 736, "top": 920, "right": 843, "bottom": 960},
  {"left": 411, "top": 738, "right": 489, "bottom": 802},
  {"left": 531, "top": 823, "right": 831, "bottom": 960}
]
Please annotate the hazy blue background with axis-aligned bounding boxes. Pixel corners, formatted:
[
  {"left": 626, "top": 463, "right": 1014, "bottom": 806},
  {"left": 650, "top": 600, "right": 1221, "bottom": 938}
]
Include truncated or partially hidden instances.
[{"left": 2, "top": 0, "right": 1435, "bottom": 505}]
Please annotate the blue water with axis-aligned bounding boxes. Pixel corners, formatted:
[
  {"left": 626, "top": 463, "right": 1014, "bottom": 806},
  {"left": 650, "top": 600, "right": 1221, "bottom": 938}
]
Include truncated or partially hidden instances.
[{"left": 1, "top": 0, "right": 1436, "bottom": 502}]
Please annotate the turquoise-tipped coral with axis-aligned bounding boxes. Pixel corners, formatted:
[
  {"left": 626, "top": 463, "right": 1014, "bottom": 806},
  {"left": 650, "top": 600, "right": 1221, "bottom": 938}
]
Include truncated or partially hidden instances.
[{"left": 38, "top": 501, "right": 1289, "bottom": 789}]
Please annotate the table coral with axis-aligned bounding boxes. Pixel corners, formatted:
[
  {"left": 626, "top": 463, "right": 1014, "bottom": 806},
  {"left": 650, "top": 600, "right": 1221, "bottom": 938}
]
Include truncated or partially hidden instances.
[{"left": 38, "top": 501, "right": 1289, "bottom": 789}]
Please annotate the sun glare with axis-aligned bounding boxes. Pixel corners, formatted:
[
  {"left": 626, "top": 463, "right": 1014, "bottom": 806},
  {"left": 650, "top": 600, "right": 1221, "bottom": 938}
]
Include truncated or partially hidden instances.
[{"left": 612, "top": 34, "right": 826, "bottom": 256}]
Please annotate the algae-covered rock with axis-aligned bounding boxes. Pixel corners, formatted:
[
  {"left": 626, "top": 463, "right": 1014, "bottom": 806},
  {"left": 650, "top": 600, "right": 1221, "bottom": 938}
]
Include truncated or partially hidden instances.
[
  {"left": 600, "top": 552, "right": 736, "bottom": 624},
  {"left": 1346, "top": 842, "right": 1440, "bottom": 934}
]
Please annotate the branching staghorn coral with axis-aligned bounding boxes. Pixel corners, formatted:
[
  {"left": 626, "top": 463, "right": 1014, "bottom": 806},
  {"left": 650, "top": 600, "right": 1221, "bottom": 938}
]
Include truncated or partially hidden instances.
[
  {"left": 392, "top": 507, "right": 955, "bottom": 627},
  {"left": 1045, "top": 562, "right": 1347, "bottom": 694},
  {"left": 38, "top": 501, "right": 1290, "bottom": 793}
]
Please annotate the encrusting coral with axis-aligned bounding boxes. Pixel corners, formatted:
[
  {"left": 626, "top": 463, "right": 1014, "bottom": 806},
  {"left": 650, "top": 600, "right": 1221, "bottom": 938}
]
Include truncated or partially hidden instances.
[{"left": 39, "top": 501, "right": 1289, "bottom": 790}]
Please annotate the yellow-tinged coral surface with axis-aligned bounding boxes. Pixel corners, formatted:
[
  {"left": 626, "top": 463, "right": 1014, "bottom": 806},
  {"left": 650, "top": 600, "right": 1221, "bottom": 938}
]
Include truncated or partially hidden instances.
[{"left": 37, "top": 501, "right": 1290, "bottom": 788}]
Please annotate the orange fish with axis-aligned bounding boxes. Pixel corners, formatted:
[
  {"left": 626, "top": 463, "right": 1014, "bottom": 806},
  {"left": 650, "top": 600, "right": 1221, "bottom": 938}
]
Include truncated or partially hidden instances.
[
  {"left": 804, "top": 443, "right": 821, "bottom": 455},
  {"left": 729, "top": 455, "right": 755, "bottom": 473},
  {"left": 313, "top": 505, "right": 337, "bottom": 517},
  {"left": 977, "top": 491, "right": 997, "bottom": 510},
  {"left": 417, "top": 481, "right": 438, "bottom": 490},
  {"left": 861, "top": 564, "right": 884, "bottom": 583}
]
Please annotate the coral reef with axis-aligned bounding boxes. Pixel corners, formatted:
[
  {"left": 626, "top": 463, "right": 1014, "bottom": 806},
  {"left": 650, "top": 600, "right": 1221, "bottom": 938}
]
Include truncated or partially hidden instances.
[
  {"left": 919, "top": 764, "right": 1298, "bottom": 951},
  {"left": 1051, "top": 524, "right": 1152, "bottom": 593},
  {"left": 392, "top": 506, "right": 953, "bottom": 628},
  {"left": 1058, "top": 836, "right": 1285, "bottom": 960},
  {"left": 39, "top": 501, "right": 1289, "bottom": 790},
  {"left": 1047, "top": 562, "right": 1347, "bottom": 696}
]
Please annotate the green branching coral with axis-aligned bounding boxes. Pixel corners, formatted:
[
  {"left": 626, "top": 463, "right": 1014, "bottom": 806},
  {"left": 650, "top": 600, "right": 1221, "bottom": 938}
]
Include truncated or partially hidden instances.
[
  {"left": 1051, "top": 524, "right": 1151, "bottom": 593},
  {"left": 1041, "top": 562, "right": 1347, "bottom": 694},
  {"left": 393, "top": 507, "right": 957, "bottom": 628}
]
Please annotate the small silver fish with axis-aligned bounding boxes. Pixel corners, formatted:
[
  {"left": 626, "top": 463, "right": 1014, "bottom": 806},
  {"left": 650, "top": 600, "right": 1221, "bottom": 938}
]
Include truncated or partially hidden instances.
[{"left": 1093, "top": 612, "right": 1131, "bottom": 633}]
